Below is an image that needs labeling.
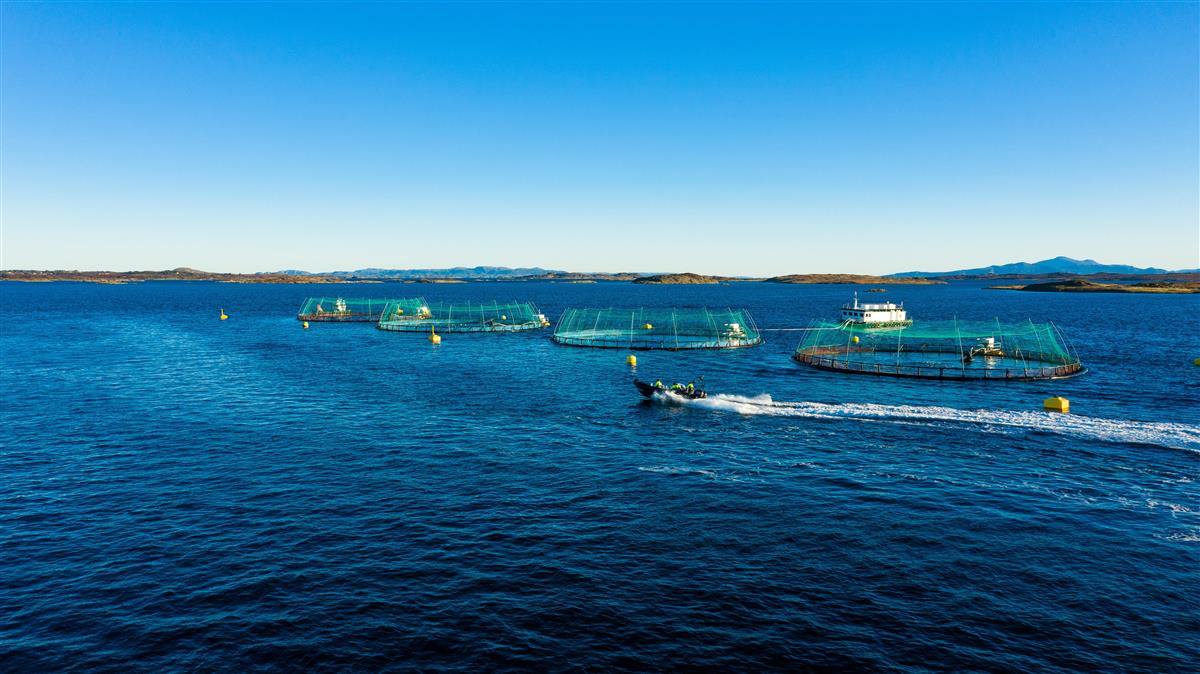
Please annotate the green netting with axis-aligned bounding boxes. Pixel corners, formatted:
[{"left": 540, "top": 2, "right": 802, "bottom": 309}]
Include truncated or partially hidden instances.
[
  {"left": 377, "top": 301, "right": 548, "bottom": 333},
  {"left": 553, "top": 307, "right": 762, "bottom": 350},
  {"left": 297, "top": 297, "right": 422, "bottom": 322},
  {"left": 378, "top": 298, "right": 434, "bottom": 322},
  {"left": 793, "top": 319, "right": 1083, "bottom": 380}
]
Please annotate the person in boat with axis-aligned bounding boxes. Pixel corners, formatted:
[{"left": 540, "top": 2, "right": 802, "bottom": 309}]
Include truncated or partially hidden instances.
[
  {"left": 687, "top": 382, "right": 695, "bottom": 395},
  {"left": 671, "top": 383, "right": 683, "bottom": 392},
  {"left": 654, "top": 380, "right": 664, "bottom": 390}
]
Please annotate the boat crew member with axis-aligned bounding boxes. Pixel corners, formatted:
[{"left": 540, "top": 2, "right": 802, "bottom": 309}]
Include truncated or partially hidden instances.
[
  {"left": 687, "top": 382, "right": 695, "bottom": 394},
  {"left": 654, "top": 380, "right": 664, "bottom": 390}
]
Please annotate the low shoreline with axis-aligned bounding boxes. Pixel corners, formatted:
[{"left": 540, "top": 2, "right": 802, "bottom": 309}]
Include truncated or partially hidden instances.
[
  {"left": 4, "top": 269, "right": 1196, "bottom": 288},
  {"left": 988, "top": 280, "right": 1200, "bottom": 294}
]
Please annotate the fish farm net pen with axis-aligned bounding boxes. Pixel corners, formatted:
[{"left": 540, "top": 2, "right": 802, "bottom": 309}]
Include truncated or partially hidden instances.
[
  {"left": 297, "top": 297, "right": 425, "bottom": 322},
  {"left": 552, "top": 307, "right": 763, "bottom": 350},
  {"left": 791, "top": 319, "right": 1085, "bottom": 381},
  {"left": 377, "top": 301, "right": 549, "bottom": 333}
]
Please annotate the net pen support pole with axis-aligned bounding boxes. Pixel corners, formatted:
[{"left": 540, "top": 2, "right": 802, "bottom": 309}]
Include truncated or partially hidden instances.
[
  {"left": 746, "top": 310, "right": 761, "bottom": 345},
  {"left": 552, "top": 308, "right": 569, "bottom": 337},
  {"left": 704, "top": 307, "right": 721, "bottom": 347},
  {"left": 629, "top": 311, "right": 635, "bottom": 350},
  {"left": 1051, "top": 321, "right": 1079, "bottom": 365},
  {"left": 673, "top": 310, "right": 679, "bottom": 350},
  {"left": 1025, "top": 318, "right": 1042, "bottom": 372},
  {"left": 954, "top": 316, "right": 965, "bottom": 375}
]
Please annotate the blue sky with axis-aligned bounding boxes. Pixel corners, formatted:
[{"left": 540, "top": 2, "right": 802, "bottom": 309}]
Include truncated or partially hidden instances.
[{"left": 2, "top": 2, "right": 1196, "bottom": 275}]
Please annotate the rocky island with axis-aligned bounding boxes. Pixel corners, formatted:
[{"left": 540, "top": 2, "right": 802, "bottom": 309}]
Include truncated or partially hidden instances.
[
  {"left": 631, "top": 272, "right": 750, "bottom": 285},
  {"left": 765, "top": 274, "right": 942, "bottom": 285},
  {"left": 989, "top": 279, "right": 1200, "bottom": 294}
]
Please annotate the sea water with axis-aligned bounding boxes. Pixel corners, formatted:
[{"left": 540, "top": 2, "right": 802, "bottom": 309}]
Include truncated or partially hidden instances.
[{"left": 1, "top": 280, "right": 1197, "bottom": 671}]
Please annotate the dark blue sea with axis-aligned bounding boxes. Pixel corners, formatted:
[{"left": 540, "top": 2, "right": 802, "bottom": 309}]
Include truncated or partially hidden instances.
[{"left": 2, "top": 280, "right": 1197, "bottom": 672}]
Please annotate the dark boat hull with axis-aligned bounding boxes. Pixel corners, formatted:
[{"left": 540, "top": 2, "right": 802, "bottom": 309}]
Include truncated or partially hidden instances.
[
  {"left": 635, "top": 380, "right": 659, "bottom": 398},
  {"left": 634, "top": 380, "right": 706, "bottom": 400}
]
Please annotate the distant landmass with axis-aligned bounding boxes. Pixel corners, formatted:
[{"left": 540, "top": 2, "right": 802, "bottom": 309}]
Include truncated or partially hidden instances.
[
  {"left": 767, "top": 274, "right": 943, "bottom": 285},
  {"left": 0, "top": 268, "right": 351, "bottom": 284},
  {"left": 4, "top": 260, "right": 1195, "bottom": 285},
  {"left": 887, "top": 256, "right": 1195, "bottom": 278},
  {"left": 633, "top": 273, "right": 747, "bottom": 284},
  {"left": 988, "top": 279, "right": 1200, "bottom": 294},
  {"left": 267, "top": 266, "right": 565, "bottom": 279}
]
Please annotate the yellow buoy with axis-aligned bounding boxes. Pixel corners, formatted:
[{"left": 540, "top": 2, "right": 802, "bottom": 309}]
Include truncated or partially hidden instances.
[
  {"left": 1044, "top": 396, "right": 1069, "bottom": 413},
  {"left": 220, "top": 308, "right": 228, "bottom": 320},
  {"left": 1194, "top": 357, "right": 1200, "bottom": 366},
  {"left": 430, "top": 326, "right": 441, "bottom": 344},
  {"left": 626, "top": 354, "right": 637, "bottom": 366},
  {"left": 500, "top": 315, "right": 507, "bottom": 321},
  {"left": 302, "top": 321, "right": 309, "bottom": 329},
  {"left": 852, "top": 335, "right": 860, "bottom": 344},
  {"left": 643, "top": 323, "right": 653, "bottom": 330}
]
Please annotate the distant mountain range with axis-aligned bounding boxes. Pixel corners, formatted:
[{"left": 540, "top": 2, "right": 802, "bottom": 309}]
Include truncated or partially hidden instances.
[
  {"left": 266, "top": 266, "right": 566, "bottom": 279},
  {"left": 6, "top": 258, "right": 1195, "bottom": 284},
  {"left": 887, "top": 256, "right": 1197, "bottom": 278}
]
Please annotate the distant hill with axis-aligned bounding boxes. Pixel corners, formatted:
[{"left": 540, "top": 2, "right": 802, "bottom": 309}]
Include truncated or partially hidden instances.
[
  {"left": 514, "top": 271, "right": 644, "bottom": 281},
  {"left": 989, "top": 279, "right": 1200, "bottom": 294},
  {"left": 633, "top": 272, "right": 739, "bottom": 285},
  {"left": 766, "top": 274, "right": 942, "bottom": 285},
  {"left": 0, "top": 268, "right": 350, "bottom": 284},
  {"left": 264, "top": 266, "right": 565, "bottom": 279},
  {"left": 887, "top": 256, "right": 1187, "bottom": 278}
]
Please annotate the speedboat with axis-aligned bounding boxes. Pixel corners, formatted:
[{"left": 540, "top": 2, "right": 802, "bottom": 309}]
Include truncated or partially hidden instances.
[{"left": 634, "top": 379, "right": 707, "bottom": 400}]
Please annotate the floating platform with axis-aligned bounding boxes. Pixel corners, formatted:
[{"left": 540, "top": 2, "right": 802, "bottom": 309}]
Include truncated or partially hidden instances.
[
  {"left": 297, "top": 297, "right": 423, "bottom": 323},
  {"left": 552, "top": 307, "right": 763, "bottom": 350},
  {"left": 377, "top": 301, "right": 547, "bottom": 333},
  {"left": 792, "top": 319, "right": 1084, "bottom": 381}
]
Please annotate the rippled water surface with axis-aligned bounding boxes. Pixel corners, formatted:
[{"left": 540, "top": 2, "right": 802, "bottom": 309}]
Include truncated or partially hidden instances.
[{"left": 2, "top": 280, "right": 1197, "bottom": 672}]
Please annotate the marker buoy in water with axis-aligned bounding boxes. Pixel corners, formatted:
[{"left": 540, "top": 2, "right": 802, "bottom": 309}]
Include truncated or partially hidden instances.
[
  {"left": 430, "top": 326, "right": 441, "bottom": 344},
  {"left": 302, "top": 321, "right": 309, "bottom": 329},
  {"left": 220, "top": 308, "right": 228, "bottom": 320},
  {"left": 627, "top": 354, "right": 637, "bottom": 366},
  {"left": 1044, "top": 396, "right": 1069, "bottom": 413}
]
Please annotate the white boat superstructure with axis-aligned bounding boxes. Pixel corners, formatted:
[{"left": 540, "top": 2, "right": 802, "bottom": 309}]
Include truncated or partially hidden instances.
[{"left": 841, "top": 292, "right": 912, "bottom": 327}]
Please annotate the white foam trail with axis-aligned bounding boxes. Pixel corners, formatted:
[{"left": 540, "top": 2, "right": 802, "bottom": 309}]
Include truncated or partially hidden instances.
[
  {"left": 637, "top": 465, "right": 719, "bottom": 478},
  {"left": 651, "top": 392, "right": 1200, "bottom": 452}
]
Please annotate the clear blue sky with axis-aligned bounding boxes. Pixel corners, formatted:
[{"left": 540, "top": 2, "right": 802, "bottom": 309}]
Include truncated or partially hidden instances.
[{"left": 2, "top": 1, "right": 1197, "bottom": 275}]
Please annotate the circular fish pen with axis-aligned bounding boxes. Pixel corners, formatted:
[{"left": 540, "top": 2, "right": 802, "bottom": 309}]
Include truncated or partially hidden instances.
[
  {"left": 377, "top": 301, "right": 549, "bottom": 333},
  {"left": 792, "top": 319, "right": 1083, "bottom": 381},
  {"left": 553, "top": 307, "right": 762, "bottom": 350}
]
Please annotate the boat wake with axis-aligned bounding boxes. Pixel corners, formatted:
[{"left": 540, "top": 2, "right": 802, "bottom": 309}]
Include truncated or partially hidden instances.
[{"left": 652, "top": 392, "right": 1200, "bottom": 452}]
